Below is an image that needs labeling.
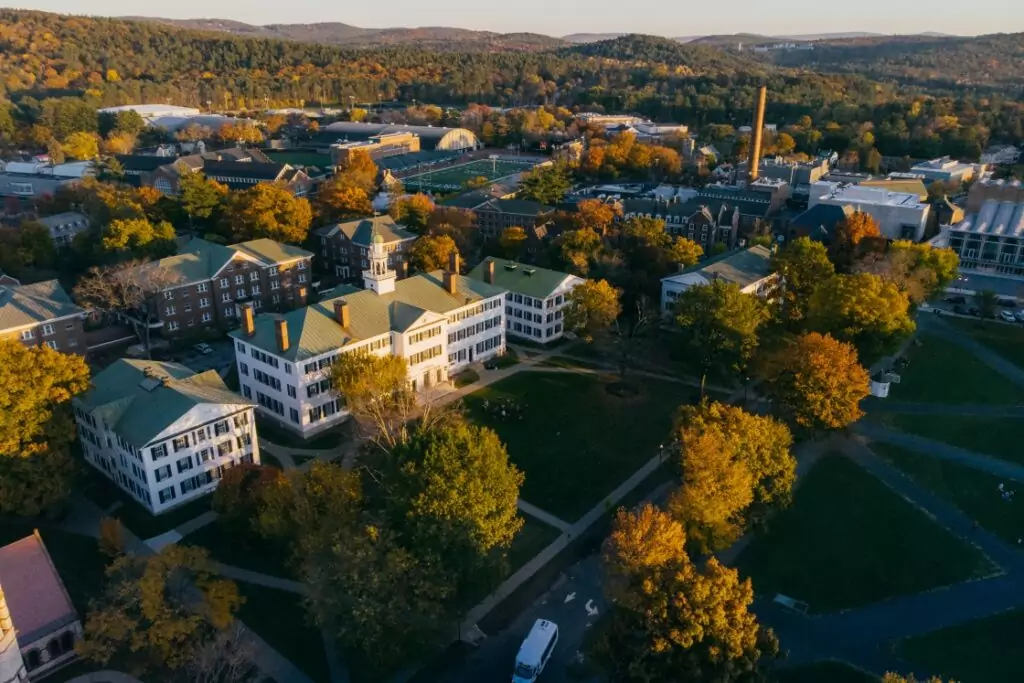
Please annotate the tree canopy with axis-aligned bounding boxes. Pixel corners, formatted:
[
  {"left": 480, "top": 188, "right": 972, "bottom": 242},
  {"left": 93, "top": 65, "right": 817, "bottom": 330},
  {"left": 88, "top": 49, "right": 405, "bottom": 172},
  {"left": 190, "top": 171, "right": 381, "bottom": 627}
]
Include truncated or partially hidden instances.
[
  {"left": 564, "top": 279, "right": 622, "bottom": 343},
  {"left": 225, "top": 184, "right": 313, "bottom": 244},
  {"left": 808, "top": 272, "right": 915, "bottom": 358}
]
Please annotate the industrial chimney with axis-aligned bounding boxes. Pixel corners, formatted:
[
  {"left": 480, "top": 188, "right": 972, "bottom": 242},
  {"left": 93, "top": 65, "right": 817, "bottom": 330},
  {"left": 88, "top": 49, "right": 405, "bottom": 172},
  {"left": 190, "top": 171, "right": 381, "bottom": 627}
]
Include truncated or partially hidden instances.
[{"left": 747, "top": 85, "right": 767, "bottom": 186}]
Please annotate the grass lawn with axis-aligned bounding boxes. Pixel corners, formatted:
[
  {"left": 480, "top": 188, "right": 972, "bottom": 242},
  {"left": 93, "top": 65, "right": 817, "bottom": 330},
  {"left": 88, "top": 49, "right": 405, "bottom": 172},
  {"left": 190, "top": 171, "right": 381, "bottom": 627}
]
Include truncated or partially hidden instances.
[
  {"left": 462, "top": 372, "right": 693, "bottom": 520},
  {"left": 872, "top": 442, "right": 1024, "bottom": 545},
  {"left": 540, "top": 355, "right": 604, "bottom": 370},
  {"left": 889, "top": 334, "right": 1024, "bottom": 405},
  {"left": 453, "top": 369, "right": 480, "bottom": 388},
  {"left": 261, "top": 452, "right": 285, "bottom": 470},
  {"left": 775, "top": 662, "right": 877, "bottom": 683},
  {"left": 891, "top": 414, "right": 1024, "bottom": 466},
  {"left": 897, "top": 609, "right": 1024, "bottom": 683},
  {"left": 735, "top": 454, "right": 993, "bottom": 613},
  {"left": 946, "top": 317, "right": 1024, "bottom": 369},
  {"left": 78, "top": 466, "right": 211, "bottom": 540},
  {"left": 186, "top": 522, "right": 297, "bottom": 579},
  {"left": 236, "top": 583, "right": 330, "bottom": 683},
  {"left": 508, "top": 515, "right": 562, "bottom": 573}
]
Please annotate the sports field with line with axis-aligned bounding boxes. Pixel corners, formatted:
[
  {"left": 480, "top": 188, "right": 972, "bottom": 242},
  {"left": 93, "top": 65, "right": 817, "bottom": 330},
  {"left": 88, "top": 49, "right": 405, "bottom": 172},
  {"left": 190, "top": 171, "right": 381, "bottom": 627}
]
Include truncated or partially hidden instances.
[{"left": 403, "top": 158, "right": 535, "bottom": 191}]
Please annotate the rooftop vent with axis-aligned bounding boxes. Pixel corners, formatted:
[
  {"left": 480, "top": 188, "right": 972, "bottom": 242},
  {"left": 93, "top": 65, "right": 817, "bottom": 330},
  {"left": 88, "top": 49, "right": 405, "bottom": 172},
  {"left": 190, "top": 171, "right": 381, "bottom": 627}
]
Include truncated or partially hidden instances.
[
  {"left": 524, "top": 268, "right": 537, "bottom": 276},
  {"left": 138, "top": 377, "right": 162, "bottom": 392},
  {"left": 504, "top": 263, "right": 518, "bottom": 271}
]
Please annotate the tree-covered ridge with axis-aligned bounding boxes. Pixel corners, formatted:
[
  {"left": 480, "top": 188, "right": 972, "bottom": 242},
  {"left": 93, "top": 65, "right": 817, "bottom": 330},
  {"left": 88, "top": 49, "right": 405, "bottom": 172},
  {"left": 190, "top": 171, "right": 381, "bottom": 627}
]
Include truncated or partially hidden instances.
[{"left": 559, "top": 34, "right": 764, "bottom": 73}]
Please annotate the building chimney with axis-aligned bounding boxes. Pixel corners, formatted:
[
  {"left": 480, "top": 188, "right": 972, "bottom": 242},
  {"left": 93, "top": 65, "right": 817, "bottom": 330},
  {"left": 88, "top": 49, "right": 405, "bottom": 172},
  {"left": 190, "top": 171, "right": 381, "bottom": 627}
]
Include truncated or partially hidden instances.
[
  {"left": 241, "top": 303, "right": 256, "bottom": 337},
  {"left": 443, "top": 270, "right": 457, "bottom": 295},
  {"left": 748, "top": 85, "right": 767, "bottom": 185},
  {"left": 484, "top": 259, "right": 495, "bottom": 285},
  {"left": 448, "top": 251, "right": 461, "bottom": 275},
  {"left": 334, "top": 300, "right": 350, "bottom": 328},
  {"left": 274, "top": 319, "right": 289, "bottom": 353}
]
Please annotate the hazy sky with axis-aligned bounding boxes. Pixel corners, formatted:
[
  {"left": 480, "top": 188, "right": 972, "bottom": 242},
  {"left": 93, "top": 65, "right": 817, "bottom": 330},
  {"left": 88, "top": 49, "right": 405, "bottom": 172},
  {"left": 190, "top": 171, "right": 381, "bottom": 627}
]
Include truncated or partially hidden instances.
[{"left": 7, "top": 0, "right": 1023, "bottom": 37}]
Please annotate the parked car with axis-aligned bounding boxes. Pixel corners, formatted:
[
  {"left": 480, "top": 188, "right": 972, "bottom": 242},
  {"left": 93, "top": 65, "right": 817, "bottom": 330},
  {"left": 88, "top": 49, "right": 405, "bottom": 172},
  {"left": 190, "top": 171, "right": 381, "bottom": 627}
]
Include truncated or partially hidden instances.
[
  {"left": 193, "top": 342, "right": 214, "bottom": 355},
  {"left": 1016, "top": 310, "right": 1024, "bottom": 323},
  {"left": 997, "top": 298, "right": 1017, "bottom": 308},
  {"left": 1000, "top": 310, "right": 1017, "bottom": 323},
  {"left": 945, "top": 295, "right": 967, "bottom": 304}
]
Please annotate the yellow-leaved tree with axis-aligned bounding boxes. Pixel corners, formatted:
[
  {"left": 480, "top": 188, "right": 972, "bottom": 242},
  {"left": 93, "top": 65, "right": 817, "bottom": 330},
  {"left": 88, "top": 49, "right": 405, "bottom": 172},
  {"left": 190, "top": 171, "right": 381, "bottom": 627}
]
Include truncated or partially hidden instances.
[
  {"left": 564, "top": 279, "right": 622, "bottom": 343},
  {"left": 225, "top": 183, "right": 313, "bottom": 244}
]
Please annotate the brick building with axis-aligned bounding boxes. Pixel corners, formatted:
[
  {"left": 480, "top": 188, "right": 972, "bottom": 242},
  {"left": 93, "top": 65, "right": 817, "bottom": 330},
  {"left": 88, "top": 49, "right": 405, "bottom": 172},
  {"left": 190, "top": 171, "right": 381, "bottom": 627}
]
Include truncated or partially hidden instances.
[
  {"left": 314, "top": 216, "right": 417, "bottom": 282},
  {"left": 473, "top": 199, "right": 555, "bottom": 240},
  {"left": 0, "top": 280, "right": 86, "bottom": 353},
  {"left": 139, "top": 238, "right": 313, "bottom": 336}
]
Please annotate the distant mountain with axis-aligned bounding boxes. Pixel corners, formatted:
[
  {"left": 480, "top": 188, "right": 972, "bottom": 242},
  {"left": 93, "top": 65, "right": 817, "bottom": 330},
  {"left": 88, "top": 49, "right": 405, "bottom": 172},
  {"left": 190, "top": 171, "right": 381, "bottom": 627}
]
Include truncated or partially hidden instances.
[
  {"left": 561, "top": 33, "right": 626, "bottom": 44},
  {"left": 123, "top": 16, "right": 565, "bottom": 51},
  {"left": 561, "top": 34, "right": 763, "bottom": 73}
]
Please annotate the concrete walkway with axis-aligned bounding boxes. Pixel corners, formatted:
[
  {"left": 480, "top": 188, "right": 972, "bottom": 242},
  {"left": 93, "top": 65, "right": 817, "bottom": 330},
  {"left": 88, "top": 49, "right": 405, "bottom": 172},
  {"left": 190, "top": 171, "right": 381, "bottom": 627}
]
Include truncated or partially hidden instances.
[
  {"left": 516, "top": 500, "right": 571, "bottom": 532},
  {"left": 460, "top": 448, "right": 669, "bottom": 639},
  {"left": 854, "top": 421, "right": 1024, "bottom": 482},
  {"left": 213, "top": 563, "right": 310, "bottom": 595}
]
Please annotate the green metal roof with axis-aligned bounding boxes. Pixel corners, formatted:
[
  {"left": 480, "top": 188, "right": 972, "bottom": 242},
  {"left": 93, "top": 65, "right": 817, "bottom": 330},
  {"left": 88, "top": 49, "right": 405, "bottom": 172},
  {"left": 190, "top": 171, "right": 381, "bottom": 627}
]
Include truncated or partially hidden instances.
[
  {"left": 467, "top": 258, "right": 577, "bottom": 300},
  {"left": 79, "top": 359, "right": 252, "bottom": 447},
  {"left": 145, "top": 237, "right": 312, "bottom": 285},
  {"left": 0, "top": 280, "right": 84, "bottom": 331},
  {"left": 232, "top": 271, "right": 506, "bottom": 361},
  {"left": 315, "top": 216, "right": 416, "bottom": 245},
  {"left": 667, "top": 245, "right": 773, "bottom": 289}
]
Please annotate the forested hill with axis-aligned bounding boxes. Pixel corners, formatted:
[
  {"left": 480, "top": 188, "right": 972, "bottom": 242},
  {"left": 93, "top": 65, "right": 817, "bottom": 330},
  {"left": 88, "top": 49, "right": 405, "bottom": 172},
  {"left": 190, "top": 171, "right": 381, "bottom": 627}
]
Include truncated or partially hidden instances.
[
  {"left": 559, "top": 35, "right": 762, "bottom": 73},
  {"left": 124, "top": 16, "right": 566, "bottom": 51},
  {"left": 770, "top": 33, "right": 1024, "bottom": 89}
]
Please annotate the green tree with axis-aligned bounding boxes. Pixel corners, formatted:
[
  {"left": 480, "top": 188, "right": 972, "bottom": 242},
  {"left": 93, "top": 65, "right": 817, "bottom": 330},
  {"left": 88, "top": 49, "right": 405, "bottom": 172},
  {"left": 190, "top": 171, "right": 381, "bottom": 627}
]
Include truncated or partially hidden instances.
[
  {"left": 977, "top": 289, "right": 998, "bottom": 319},
  {"left": 385, "top": 416, "right": 524, "bottom": 595},
  {"left": 760, "top": 332, "right": 870, "bottom": 432},
  {"left": 771, "top": 236, "right": 834, "bottom": 325},
  {"left": 178, "top": 172, "right": 228, "bottom": 231},
  {"left": 808, "top": 273, "right": 915, "bottom": 358},
  {"left": 389, "top": 194, "right": 435, "bottom": 233},
  {"left": 331, "top": 353, "right": 421, "bottom": 450},
  {"left": 78, "top": 546, "right": 243, "bottom": 677},
  {"left": 39, "top": 97, "right": 98, "bottom": 139},
  {"left": 673, "top": 280, "right": 770, "bottom": 397},
  {"left": 858, "top": 241, "right": 960, "bottom": 305},
  {"left": 226, "top": 184, "right": 313, "bottom": 243},
  {"left": 621, "top": 217, "right": 702, "bottom": 299},
  {"left": 255, "top": 462, "right": 363, "bottom": 544},
  {"left": 518, "top": 165, "right": 572, "bottom": 205},
  {"left": 407, "top": 234, "right": 457, "bottom": 273},
  {"left": 564, "top": 279, "right": 622, "bottom": 342},
  {"left": 101, "top": 218, "right": 176, "bottom": 257},
  {"left": 558, "top": 227, "right": 603, "bottom": 275},
  {"left": 212, "top": 463, "right": 283, "bottom": 537}
]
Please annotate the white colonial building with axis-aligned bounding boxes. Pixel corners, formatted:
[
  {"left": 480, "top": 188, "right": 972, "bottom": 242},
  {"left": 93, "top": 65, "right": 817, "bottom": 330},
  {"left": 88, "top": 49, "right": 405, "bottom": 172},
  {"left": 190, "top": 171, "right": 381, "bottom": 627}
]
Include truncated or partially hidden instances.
[
  {"left": 73, "top": 360, "right": 259, "bottom": 516},
  {"left": 661, "top": 245, "right": 777, "bottom": 317},
  {"left": 230, "top": 232, "right": 508, "bottom": 437},
  {"left": 467, "top": 258, "right": 584, "bottom": 345}
]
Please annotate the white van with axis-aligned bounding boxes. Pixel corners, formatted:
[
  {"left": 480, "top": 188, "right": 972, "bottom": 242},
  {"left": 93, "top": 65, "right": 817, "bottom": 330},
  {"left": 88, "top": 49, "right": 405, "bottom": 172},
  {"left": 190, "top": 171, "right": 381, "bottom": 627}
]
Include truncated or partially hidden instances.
[{"left": 511, "top": 619, "right": 559, "bottom": 682}]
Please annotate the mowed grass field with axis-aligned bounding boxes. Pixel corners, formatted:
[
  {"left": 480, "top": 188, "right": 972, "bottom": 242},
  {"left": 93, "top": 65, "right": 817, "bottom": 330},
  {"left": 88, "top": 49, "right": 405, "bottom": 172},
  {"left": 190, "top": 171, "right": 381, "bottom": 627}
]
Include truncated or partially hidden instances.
[{"left": 403, "top": 158, "right": 534, "bottom": 191}]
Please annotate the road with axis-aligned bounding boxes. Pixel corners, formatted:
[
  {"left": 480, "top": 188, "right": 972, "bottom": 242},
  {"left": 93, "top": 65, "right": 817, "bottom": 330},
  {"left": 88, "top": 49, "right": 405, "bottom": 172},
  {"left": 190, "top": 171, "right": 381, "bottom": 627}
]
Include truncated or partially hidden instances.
[{"left": 437, "top": 555, "right": 606, "bottom": 683}]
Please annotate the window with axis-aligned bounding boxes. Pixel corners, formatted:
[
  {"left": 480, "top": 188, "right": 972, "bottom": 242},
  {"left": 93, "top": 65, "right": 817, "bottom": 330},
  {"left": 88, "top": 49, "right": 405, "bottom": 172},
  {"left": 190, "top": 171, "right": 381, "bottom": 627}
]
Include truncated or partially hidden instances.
[
  {"left": 197, "top": 282, "right": 209, "bottom": 293},
  {"left": 297, "top": 260, "right": 307, "bottom": 270},
  {"left": 214, "top": 421, "right": 230, "bottom": 436},
  {"left": 20, "top": 329, "right": 33, "bottom": 340},
  {"left": 289, "top": 408, "right": 300, "bottom": 424},
  {"left": 236, "top": 288, "right": 246, "bottom": 299},
  {"left": 154, "top": 465, "right": 172, "bottom": 482},
  {"left": 254, "top": 300, "right": 263, "bottom": 310},
  {"left": 287, "top": 385, "right": 297, "bottom": 398},
  {"left": 164, "top": 291, "right": 174, "bottom": 300},
  {"left": 177, "top": 456, "right": 194, "bottom": 473},
  {"left": 165, "top": 306, "right": 176, "bottom": 316},
  {"left": 41, "top": 324, "right": 55, "bottom": 336},
  {"left": 172, "top": 435, "right": 189, "bottom": 452},
  {"left": 221, "top": 292, "right": 232, "bottom": 302},
  {"left": 250, "top": 271, "right": 260, "bottom": 282},
  {"left": 217, "top": 440, "right": 234, "bottom": 457},
  {"left": 219, "top": 278, "right": 229, "bottom": 288},
  {"left": 233, "top": 413, "right": 249, "bottom": 429},
  {"left": 168, "top": 321, "right": 180, "bottom": 332},
  {"left": 201, "top": 312, "right": 212, "bottom": 323},
  {"left": 45, "top": 340, "right": 58, "bottom": 350},
  {"left": 251, "top": 285, "right": 261, "bottom": 296},
  {"left": 285, "top": 363, "right": 293, "bottom": 375},
  {"left": 272, "top": 294, "right": 281, "bottom": 304},
  {"left": 183, "top": 303, "right": 193, "bottom": 313},
  {"left": 271, "top": 280, "right": 280, "bottom": 290},
  {"left": 224, "top": 307, "right": 234, "bottom": 317},
  {"left": 197, "top": 447, "right": 214, "bottom": 464},
  {"left": 298, "top": 274, "right": 307, "bottom": 284},
  {"left": 240, "top": 362, "right": 249, "bottom": 376},
  {"left": 235, "top": 275, "right": 245, "bottom": 285},
  {"left": 269, "top": 266, "right": 279, "bottom": 276},
  {"left": 151, "top": 444, "right": 168, "bottom": 461},
  {"left": 200, "top": 297, "right": 210, "bottom": 308},
  {"left": 236, "top": 342, "right": 246, "bottom": 353},
  {"left": 158, "top": 486, "right": 176, "bottom": 504}
]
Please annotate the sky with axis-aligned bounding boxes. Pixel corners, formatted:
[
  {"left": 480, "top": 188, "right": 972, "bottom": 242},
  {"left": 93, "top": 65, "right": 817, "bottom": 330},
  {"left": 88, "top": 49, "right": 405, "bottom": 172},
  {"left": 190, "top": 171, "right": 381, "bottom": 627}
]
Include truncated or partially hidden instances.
[{"left": 7, "top": 0, "right": 1024, "bottom": 37}]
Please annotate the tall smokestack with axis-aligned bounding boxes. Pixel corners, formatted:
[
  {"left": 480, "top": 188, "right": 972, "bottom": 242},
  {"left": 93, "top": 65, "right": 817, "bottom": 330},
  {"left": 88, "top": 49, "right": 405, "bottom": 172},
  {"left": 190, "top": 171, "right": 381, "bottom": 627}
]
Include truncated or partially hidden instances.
[{"left": 747, "top": 85, "right": 767, "bottom": 186}]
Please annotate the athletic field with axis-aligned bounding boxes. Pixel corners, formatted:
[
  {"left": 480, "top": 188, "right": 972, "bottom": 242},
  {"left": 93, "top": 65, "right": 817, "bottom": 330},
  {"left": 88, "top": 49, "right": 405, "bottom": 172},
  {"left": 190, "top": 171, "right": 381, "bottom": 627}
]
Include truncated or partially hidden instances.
[{"left": 403, "top": 158, "right": 536, "bottom": 192}]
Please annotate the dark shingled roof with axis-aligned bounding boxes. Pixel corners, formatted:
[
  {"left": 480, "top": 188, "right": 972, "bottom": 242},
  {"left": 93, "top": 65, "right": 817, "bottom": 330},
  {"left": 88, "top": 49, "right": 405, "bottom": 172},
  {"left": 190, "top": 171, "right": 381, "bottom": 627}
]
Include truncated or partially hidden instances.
[{"left": 790, "top": 204, "right": 855, "bottom": 242}]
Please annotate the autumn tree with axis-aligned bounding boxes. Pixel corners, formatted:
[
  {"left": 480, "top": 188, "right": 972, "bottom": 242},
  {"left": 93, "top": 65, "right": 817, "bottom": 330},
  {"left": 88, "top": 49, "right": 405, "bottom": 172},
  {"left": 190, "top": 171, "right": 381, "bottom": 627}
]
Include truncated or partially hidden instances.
[
  {"left": 62, "top": 131, "right": 99, "bottom": 160},
  {"left": 620, "top": 217, "right": 703, "bottom": 300},
  {"left": 178, "top": 172, "right": 228, "bottom": 231},
  {"left": 669, "top": 402, "right": 795, "bottom": 550},
  {"left": 600, "top": 505, "right": 778, "bottom": 682},
  {"left": 212, "top": 463, "right": 283, "bottom": 537},
  {"left": 256, "top": 462, "right": 363, "bottom": 544},
  {"left": 760, "top": 332, "right": 870, "bottom": 432},
  {"left": 673, "top": 280, "right": 770, "bottom": 397},
  {"left": 408, "top": 234, "right": 457, "bottom": 273},
  {"left": 389, "top": 194, "right": 435, "bottom": 233},
  {"left": 101, "top": 218, "right": 176, "bottom": 257},
  {"left": 574, "top": 198, "right": 621, "bottom": 235},
  {"left": 518, "top": 164, "right": 572, "bottom": 205},
  {"left": 78, "top": 546, "right": 243, "bottom": 677},
  {"left": 858, "top": 241, "right": 960, "bottom": 304},
  {"left": 881, "top": 674, "right": 951, "bottom": 683},
  {"left": 0, "top": 341, "right": 89, "bottom": 515},
  {"left": 74, "top": 261, "right": 183, "bottom": 357},
  {"left": 499, "top": 226, "right": 528, "bottom": 260},
  {"left": 383, "top": 415, "right": 524, "bottom": 596},
  {"left": 808, "top": 273, "right": 915, "bottom": 358},
  {"left": 771, "top": 236, "right": 834, "bottom": 326},
  {"left": 216, "top": 122, "right": 263, "bottom": 145},
  {"left": 330, "top": 352, "right": 424, "bottom": 450},
  {"left": 225, "top": 184, "right": 313, "bottom": 243},
  {"left": 564, "top": 279, "right": 622, "bottom": 342},
  {"left": 337, "top": 149, "right": 379, "bottom": 193},
  {"left": 316, "top": 175, "right": 373, "bottom": 222},
  {"left": 558, "top": 227, "right": 603, "bottom": 276},
  {"left": 829, "top": 211, "right": 886, "bottom": 271}
]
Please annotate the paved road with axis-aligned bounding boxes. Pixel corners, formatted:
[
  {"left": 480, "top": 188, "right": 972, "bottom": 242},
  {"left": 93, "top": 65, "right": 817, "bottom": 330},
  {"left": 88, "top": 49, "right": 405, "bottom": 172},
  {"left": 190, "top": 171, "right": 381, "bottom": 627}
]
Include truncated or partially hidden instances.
[{"left": 437, "top": 555, "right": 606, "bottom": 683}]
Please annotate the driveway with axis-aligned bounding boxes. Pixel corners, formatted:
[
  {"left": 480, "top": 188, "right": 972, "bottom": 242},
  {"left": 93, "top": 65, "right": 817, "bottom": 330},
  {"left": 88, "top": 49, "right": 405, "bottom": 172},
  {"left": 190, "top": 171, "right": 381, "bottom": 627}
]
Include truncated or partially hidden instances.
[{"left": 174, "top": 339, "right": 236, "bottom": 376}]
